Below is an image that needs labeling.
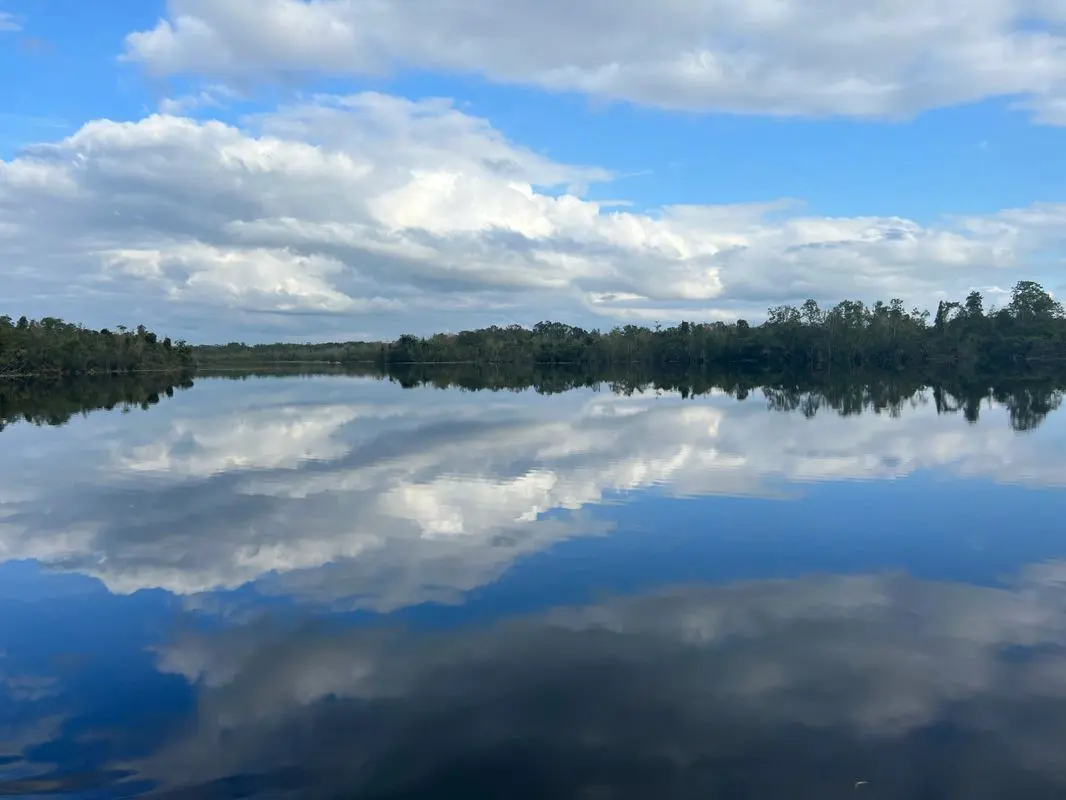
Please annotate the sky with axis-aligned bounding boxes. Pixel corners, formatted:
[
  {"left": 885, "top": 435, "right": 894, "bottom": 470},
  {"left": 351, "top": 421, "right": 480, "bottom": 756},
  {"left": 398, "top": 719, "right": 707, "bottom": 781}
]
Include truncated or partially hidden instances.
[{"left": 2, "top": 1, "right": 1066, "bottom": 342}]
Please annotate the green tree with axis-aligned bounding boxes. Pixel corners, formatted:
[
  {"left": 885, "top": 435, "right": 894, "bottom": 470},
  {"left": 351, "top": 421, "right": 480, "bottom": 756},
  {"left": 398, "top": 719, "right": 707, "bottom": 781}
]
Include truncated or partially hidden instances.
[{"left": 1009, "top": 281, "right": 1063, "bottom": 320}]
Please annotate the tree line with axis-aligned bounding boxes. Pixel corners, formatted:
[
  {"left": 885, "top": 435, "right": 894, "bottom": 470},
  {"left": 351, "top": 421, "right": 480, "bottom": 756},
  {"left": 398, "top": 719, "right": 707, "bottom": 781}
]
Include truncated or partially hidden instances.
[
  {"left": 0, "top": 316, "right": 195, "bottom": 376},
  {"left": 195, "top": 280, "right": 1066, "bottom": 375},
  {"left": 6, "top": 279, "right": 1064, "bottom": 379}
]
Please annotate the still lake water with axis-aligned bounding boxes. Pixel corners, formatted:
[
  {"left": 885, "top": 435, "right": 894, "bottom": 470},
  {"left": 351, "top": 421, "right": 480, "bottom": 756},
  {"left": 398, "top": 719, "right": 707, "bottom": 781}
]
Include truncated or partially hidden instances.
[{"left": 2, "top": 375, "right": 1066, "bottom": 798}]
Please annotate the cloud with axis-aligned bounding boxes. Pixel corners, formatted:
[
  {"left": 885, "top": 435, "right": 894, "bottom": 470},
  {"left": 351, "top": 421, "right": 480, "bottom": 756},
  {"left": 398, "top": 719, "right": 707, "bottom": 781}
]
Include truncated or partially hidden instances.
[
  {"left": 123, "top": 0, "right": 1066, "bottom": 122},
  {"left": 0, "top": 714, "right": 65, "bottom": 778},
  {"left": 0, "top": 673, "right": 58, "bottom": 703},
  {"left": 1, "top": 93, "right": 1064, "bottom": 339},
  {"left": 0, "top": 648, "right": 60, "bottom": 704},
  {"left": 1020, "top": 93, "right": 1066, "bottom": 125},
  {"left": 0, "top": 11, "right": 21, "bottom": 32},
  {"left": 157, "top": 83, "right": 241, "bottom": 114},
  {"left": 133, "top": 566, "right": 1066, "bottom": 795},
  {"left": 0, "top": 379, "right": 1064, "bottom": 608}
]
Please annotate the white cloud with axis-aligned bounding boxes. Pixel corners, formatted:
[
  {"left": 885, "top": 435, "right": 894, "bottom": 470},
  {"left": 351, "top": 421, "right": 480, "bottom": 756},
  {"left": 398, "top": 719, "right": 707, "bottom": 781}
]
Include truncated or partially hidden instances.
[
  {"left": 0, "top": 379, "right": 1063, "bottom": 608},
  {"left": 1017, "top": 93, "right": 1066, "bottom": 125},
  {"left": 157, "top": 84, "right": 241, "bottom": 114},
  {"left": 123, "top": 0, "right": 1066, "bottom": 121},
  {"left": 114, "top": 403, "right": 363, "bottom": 475},
  {"left": 1, "top": 93, "right": 1064, "bottom": 339},
  {"left": 0, "top": 673, "right": 58, "bottom": 703},
  {"left": 102, "top": 244, "right": 373, "bottom": 313}
]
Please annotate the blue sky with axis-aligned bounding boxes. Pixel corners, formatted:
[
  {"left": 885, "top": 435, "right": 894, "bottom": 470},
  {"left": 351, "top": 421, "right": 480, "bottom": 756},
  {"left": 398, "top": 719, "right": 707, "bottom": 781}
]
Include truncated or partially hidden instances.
[{"left": 2, "top": 0, "right": 1066, "bottom": 341}]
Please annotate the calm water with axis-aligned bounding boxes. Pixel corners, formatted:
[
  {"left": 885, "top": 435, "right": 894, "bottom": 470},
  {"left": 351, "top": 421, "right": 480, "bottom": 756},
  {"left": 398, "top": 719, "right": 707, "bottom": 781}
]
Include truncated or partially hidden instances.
[{"left": 2, "top": 375, "right": 1066, "bottom": 798}]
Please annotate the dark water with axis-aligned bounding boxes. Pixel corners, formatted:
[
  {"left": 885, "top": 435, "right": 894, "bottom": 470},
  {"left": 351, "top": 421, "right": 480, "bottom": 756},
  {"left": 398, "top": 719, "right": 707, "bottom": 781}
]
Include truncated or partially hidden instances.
[{"left": 2, "top": 375, "right": 1066, "bottom": 798}]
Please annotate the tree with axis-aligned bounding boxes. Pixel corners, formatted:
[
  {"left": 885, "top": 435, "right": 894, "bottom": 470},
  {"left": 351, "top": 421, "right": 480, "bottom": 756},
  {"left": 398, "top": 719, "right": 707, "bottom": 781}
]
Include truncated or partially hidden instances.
[
  {"left": 964, "top": 291, "right": 984, "bottom": 318},
  {"left": 0, "top": 316, "right": 192, "bottom": 376},
  {"left": 188, "top": 278, "right": 1066, "bottom": 376},
  {"left": 1009, "top": 281, "right": 1063, "bottom": 320}
]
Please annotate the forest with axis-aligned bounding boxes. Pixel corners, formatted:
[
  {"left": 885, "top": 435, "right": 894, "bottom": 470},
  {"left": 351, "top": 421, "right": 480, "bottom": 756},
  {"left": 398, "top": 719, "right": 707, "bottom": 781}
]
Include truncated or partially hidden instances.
[
  {"left": 195, "top": 280, "right": 1066, "bottom": 375},
  {"left": 0, "top": 316, "right": 195, "bottom": 376},
  {"left": 5, "top": 280, "right": 1065, "bottom": 380}
]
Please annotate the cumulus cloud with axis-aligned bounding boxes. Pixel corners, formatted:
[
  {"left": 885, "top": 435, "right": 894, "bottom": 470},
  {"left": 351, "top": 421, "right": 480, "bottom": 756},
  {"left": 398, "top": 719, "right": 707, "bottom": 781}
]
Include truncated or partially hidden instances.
[
  {"left": 134, "top": 567, "right": 1066, "bottom": 796},
  {"left": 0, "top": 378, "right": 1063, "bottom": 608},
  {"left": 2, "top": 93, "right": 1065, "bottom": 338},
  {"left": 123, "top": 0, "right": 1066, "bottom": 121}
]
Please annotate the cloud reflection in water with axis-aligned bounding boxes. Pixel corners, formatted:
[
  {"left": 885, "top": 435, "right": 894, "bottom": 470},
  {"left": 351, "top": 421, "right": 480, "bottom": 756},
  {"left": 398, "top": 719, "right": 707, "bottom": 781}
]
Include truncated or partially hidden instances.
[{"left": 0, "top": 378, "right": 1063, "bottom": 610}]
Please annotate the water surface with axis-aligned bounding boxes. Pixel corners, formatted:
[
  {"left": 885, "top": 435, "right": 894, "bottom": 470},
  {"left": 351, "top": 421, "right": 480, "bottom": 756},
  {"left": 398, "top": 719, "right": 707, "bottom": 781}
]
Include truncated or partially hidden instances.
[{"left": 2, "top": 375, "right": 1066, "bottom": 797}]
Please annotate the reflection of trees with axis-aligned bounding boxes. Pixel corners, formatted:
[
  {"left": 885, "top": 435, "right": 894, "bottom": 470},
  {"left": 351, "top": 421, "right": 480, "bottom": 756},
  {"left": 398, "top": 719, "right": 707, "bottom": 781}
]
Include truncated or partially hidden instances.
[
  {"left": 929, "top": 381, "right": 1063, "bottom": 432},
  {"left": 933, "top": 385, "right": 990, "bottom": 425},
  {"left": 20, "top": 362, "right": 1058, "bottom": 433},
  {"left": 996, "top": 386, "right": 1064, "bottom": 433},
  {"left": 326, "top": 363, "right": 1066, "bottom": 432},
  {"left": 768, "top": 381, "right": 1063, "bottom": 432},
  {"left": 765, "top": 380, "right": 920, "bottom": 420},
  {"left": 0, "top": 373, "right": 194, "bottom": 432}
]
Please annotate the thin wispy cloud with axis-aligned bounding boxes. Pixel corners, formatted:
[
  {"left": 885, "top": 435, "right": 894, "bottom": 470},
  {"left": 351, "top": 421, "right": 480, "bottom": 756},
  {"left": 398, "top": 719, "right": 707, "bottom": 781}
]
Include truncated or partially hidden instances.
[{"left": 0, "top": 11, "right": 22, "bottom": 32}]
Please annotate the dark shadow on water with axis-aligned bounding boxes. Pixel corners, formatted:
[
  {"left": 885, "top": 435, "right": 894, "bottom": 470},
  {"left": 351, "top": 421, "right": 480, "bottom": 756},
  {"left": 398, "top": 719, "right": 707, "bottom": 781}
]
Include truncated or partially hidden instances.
[{"left": 0, "top": 373, "right": 194, "bottom": 433}]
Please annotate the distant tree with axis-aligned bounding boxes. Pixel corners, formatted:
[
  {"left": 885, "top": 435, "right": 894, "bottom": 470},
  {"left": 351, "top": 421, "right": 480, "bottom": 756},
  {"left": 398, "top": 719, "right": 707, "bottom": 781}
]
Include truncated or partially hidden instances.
[
  {"left": 964, "top": 291, "right": 984, "bottom": 317},
  {"left": 0, "top": 316, "right": 192, "bottom": 376},
  {"left": 1009, "top": 281, "right": 1063, "bottom": 320},
  {"left": 187, "top": 278, "right": 1066, "bottom": 377}
]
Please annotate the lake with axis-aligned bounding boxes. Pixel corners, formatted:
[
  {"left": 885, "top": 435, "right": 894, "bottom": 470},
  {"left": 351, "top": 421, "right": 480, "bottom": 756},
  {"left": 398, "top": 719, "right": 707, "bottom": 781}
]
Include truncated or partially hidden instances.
[{"left": 2, "top": 373, "right": 1066, "bottom": 798}]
